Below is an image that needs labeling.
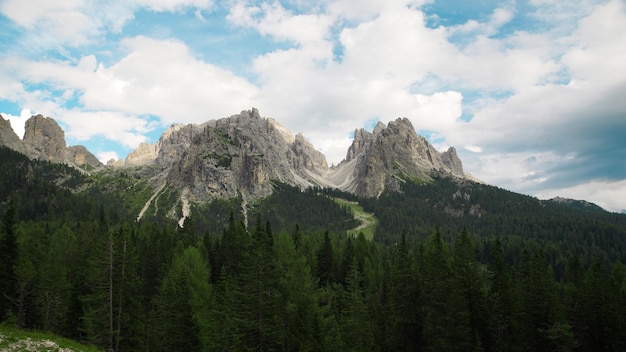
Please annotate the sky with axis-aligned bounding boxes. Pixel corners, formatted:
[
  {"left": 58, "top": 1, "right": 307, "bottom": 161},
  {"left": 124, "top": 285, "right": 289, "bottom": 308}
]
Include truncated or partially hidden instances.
[{"left": 1, "top": 0, "right": 625, "bottom": 213}]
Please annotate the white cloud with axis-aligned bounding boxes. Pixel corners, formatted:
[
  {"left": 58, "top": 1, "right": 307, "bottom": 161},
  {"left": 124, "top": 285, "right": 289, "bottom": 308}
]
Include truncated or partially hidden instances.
[
  {"left": 135, "top": 0, "right": 214, "bottom": 12},
  {"left": 0, "top": 0, "right": 216, "bottom": 48},
  {"left": 0, "top": 36, "right": 259, "bottom": 151},
  {"left": 97, "top": 150, "right": 121, "bottom": 163},
  {"left": 1, "top": 0, "right": 625, "bottom": 211},
  {"left": 535, "top": 179, "right": 626, "bottom": 213},
  {"left": 0, "top": 109, "right": 32, "bottom": 139}
]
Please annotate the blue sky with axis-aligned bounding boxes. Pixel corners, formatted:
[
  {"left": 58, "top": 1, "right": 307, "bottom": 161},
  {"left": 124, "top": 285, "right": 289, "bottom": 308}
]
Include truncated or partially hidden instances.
[{"left": 1, "top": 0, "right": 625, "bottom": 212}]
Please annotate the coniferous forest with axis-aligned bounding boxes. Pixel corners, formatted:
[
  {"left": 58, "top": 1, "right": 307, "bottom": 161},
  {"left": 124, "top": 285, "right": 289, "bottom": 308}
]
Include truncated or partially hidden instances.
[{"left": 1, "top": 146, "right": 626, "bottom": 351}]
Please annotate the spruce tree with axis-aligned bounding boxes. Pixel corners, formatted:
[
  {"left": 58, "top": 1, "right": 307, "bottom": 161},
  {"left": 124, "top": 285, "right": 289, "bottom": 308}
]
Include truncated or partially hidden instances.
[
  {"left": 421, "top": 226, "right": 473, "bottom": 352},
  {"left": 388, "top": 231, "right": 422, "bottom": 351},
  {"left": 316, "top": 231, "right": 334, "bottom": 287},
  {"left": 0, "top": 204, "right": 18, "bottom": 321},
  {"left": 153, "top": 246, "right": 212, "bottom": 352}
]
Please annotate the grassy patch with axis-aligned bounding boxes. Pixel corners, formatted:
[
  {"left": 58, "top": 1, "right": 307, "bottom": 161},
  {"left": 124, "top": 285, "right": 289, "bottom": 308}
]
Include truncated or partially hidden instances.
[
  {"left": 333, "top": 198, "right": 378, "bottom": 240},
  {"left": 0, "top": 325, "right": 102, "bottom": 351}
]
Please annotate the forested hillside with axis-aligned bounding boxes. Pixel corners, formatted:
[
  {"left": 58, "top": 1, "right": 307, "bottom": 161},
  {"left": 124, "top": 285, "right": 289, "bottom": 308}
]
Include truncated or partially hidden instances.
[{"left": 1, "top": 146, "right": 625, "bottom": 351}]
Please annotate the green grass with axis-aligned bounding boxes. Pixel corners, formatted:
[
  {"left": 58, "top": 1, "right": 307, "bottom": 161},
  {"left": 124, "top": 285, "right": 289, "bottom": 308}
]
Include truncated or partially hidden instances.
[
  {"left": 333, "top": 198, "right": 378, "bottom": 240},
  {"left": 0, "top": 325, "right": 102, "bottom": 351}
]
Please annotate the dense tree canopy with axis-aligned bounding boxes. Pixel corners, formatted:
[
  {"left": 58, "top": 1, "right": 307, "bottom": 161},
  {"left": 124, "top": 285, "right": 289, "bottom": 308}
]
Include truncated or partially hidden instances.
[{"left": 1, "top": 146, "right": 626, "bottom": 351}]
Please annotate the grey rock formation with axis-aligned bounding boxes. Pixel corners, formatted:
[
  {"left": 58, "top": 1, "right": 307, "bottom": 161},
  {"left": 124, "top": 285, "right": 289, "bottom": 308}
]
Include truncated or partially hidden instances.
[
  {"left": 329, "top": 117, "right": 465, "bottom": 198},
  {"left": 293, "top": 133, "right": 328, "bottom": 172},
  {"left": 23, "top": 114, "right": 67, "bottom": 163},
  {"left": 4, "top": 108, "right": 472, "bottom": 206},
  {"left": 155, "top": 123, "right": 204, "bottom": 168},
  {"left": 107, "top": 158, "right": 125, "bottom": 167},
  {"left": 1, "top": 114, "right": 101, "bottom": 170},
  {"left": 0, "top": 114, "right": 30, "bottom": 155},
  {"left": 165, "top": 108, "right": 330, "bottom": 202},
  {"left": 125, "top": 142, "right": 158, "bottom": 166},
  {"left": 65, "top": 145, "right": 102, "bottom": 169}
]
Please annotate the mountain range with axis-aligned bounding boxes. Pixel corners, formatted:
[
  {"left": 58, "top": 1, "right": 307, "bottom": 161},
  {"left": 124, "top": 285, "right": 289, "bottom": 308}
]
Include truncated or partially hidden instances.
[{"left": 0, "top": 108, "right": 477, "bottom": 213}]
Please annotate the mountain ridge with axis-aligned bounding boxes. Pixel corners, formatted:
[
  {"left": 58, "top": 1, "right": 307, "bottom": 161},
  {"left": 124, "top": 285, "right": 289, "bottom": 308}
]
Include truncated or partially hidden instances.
[
  {"left": 0, "top": 113, "right": 102, "bottom": 171},
  {"left": 112, "top": 108, "right": 470, "bottom": 202},
  {"left": 0, "top": 108, "right": 607, "bottom": 215}
]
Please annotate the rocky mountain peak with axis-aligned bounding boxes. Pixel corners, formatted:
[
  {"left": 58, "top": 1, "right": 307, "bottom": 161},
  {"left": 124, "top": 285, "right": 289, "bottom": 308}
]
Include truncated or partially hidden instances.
[
  {"left": 0, "top": 114, "right": 30, "bottom": 155},
  {"left": 329, "top": 117, "right": 466, "bottom": 197},
  {"left": 0, "top": 114, "right": 102, "bottom": 170},
  {"left": 23, "top": 114, "right": 67, "bottom": 163},
  {"left": 125, "top": 142, "right": 158, "bottom": 166},
  {"left": 164, "top": 109, "right": 331, "bottom": 202}
]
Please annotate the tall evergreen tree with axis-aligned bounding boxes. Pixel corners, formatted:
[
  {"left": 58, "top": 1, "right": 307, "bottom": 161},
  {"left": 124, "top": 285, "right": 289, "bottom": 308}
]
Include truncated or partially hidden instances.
[
  {"left": 238, "top": 215, "right": 280, "bottom": 351},
  {"left": 576, "top": 260, "right": 622, "bottom": 352},
  {"left": 453, "top": 228, "right": 488, "bottom": 351},
  {"left": 153, "top": 246, "right": 212, "bottom": 352},
  {"left": 420, "top": 226, "right": 473, "bottom": 352},
  {"left": 80, "top": 224, "right": 143, "bottom": 351},
  {"left": 340, "top": 257, "right": 374, "bottom": 351},
  {"left": 273, "top": 231, "right": 321, "bottom": 351},
  {"left": 388, "top": 231, "right": 422, "bottom": 351},
  {"left": 316, "top": 231, "right": 334, "bottom": 287},
  {"left": 487, "top": 238, "right": 515, "bottom": 351},
  {"left": 0, "top": 204, "right": 18, "bottom": 321}
]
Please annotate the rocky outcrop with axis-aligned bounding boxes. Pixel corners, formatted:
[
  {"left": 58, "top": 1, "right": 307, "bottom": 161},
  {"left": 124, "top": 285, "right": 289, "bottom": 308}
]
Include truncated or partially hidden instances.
[
  {"left": 165, "top": 109, "right": 330, "bottom": 202},
  {"left": 155, "top": 123, "right": 204, "bottom": 168},
  {"left": 329, "top": 118, "right": 465, "bottom": 198},
  {"left": 1, "top": 114, "right": 101, "bottom": 170},
  {"left": 0, "top": 114, "right": 31, "bottom": 155},
  {"left": 65, "top": 145, "right": 102, "bottom": 169},
  {"left": 23, "top": 114, "right": 67, "bottom": 163},
  {"left": 4, "top": 108, "right": 472, "bottom": 203},
  {"left": 156, "top": 110, "right": 469, "bottom": 201},
  {"left": 107, "top": 158, "right": 125, "bottom": 167},
  {"left": 125, "top": 142, "right": 158, "bottom": 166},
  {"left": 293, "top": 133, "right": 328, "bottom": 172}
]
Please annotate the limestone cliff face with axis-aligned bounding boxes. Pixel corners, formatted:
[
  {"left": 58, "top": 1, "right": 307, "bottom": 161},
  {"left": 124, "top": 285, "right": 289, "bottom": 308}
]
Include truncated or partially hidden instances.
[
  {"left": 156, "top": 123, "right": 203, "bottom": 168},
  {"left": 329, "top": 118, "right": 465, "bottom": 198},
  {"left": 23, "top": 114, "right": 67, "bottom": 163},
  {"left": 159, "top": 110, "right": 468, "bottom": 201},
  {"left": 0, "top": 114, "right": 101, "bottom": 170},
  {"left": 3, "top": 109, "right": 471, "bottom": 204},
  {"left": 165, "top": 108, "right": 330, "bottom": 202},
  {"left": 125, "top": 142, "right": 158, "bottom": 166},
  {"left": 0, "top": 114, "right": 31, "bottom": 155},
  {"left": 65, "top": 145, "right": 102, "bottom": 169}
]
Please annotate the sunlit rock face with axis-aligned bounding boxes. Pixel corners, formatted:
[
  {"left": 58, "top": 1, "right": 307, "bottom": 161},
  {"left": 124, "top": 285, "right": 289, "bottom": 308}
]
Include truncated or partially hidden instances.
[
  {"left": 329, "top": 118, "right": 465, "bottom": 198},
  {"left": 164, "top": 108, "right": 331, "bottom": 202},
  {"left": 2, "top": 114, "right": 101, "bottom": 170},
  {"left": 23, "top": 114, "right": 67, "bottom": 163},
  {"left": 2, "top": 109, "right": 470, "bottom": 202}
]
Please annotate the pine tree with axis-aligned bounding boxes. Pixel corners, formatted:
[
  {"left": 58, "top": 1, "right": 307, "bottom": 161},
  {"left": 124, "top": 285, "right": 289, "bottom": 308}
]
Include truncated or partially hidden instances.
[
  {"left": 576, "top": 260, "right": 621, "bottom": 352},
  {"left": 316, "top": 231, "right": 334, "bottom": 287},
  {"left": 273, "top": 231, "right": 321, "bottom": 351},
  {"left": 453, "top": 228, "right": 487, "bottom": 351},
  {"left": 388, "top": 231, "right": 422, "bottom": 351},
  {"left": 153, "top": 246, "right": 212, "bottom": 352},
  {"left": 340, "top": 257, "right": 374, "bottom": 351},
  {"left": 80, "top": 224, "right": 143, "bottom": 351},
  {"left": 487, "top": 238, "right": 514, "bottom": 351},
  {"left": 238, "top": 215, "right": 280, "bottom": 351},
  {"left": 420, "top": 226, "right": 473, "bottom": 352},
  {"left": 0, "top": 204, "right": 18, "bottom": 321}
]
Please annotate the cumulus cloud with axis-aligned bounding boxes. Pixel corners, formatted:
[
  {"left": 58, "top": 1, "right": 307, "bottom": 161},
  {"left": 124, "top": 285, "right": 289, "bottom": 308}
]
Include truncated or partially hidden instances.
[
  {"left": 0, "top": 35, "right": 259, "bottom": 153},
  {"left": 1, "top": 0, "right": 625, "bottom": 211},
  {"left": 0, "top": 0, "right": 216, "bottom": 49},
  {"left": 97, "top": 150, "right": 121, "bottom": 163},
  {"left": 0, "top": 109, "right": 32, "bottom": 139}
]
